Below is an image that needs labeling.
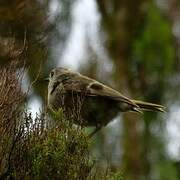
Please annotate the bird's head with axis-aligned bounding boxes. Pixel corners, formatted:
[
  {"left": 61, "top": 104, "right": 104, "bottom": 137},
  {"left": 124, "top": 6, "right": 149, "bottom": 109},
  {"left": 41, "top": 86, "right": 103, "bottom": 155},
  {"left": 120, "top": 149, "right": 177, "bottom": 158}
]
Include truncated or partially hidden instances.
[
  {"left": 48, "top": 67, "right": 73, "bottom": 81},
  {"left": 47, "top": 67, "right": 72, "bottom": 95}
]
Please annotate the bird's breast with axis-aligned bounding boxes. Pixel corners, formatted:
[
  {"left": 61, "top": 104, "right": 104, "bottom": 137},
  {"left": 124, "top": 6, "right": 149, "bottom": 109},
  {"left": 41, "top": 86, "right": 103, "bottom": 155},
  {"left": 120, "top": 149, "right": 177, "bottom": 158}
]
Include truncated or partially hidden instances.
[{"left": 48, "top": 83, "right": 66, "bottom": 110}]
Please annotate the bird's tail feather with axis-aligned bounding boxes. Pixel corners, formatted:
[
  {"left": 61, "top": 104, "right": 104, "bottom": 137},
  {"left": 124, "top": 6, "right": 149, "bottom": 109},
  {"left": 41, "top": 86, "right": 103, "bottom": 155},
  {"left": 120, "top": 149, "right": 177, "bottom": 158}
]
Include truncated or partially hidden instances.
[{"left": 132, "top": 100, "right": 165, "bottom": 112}]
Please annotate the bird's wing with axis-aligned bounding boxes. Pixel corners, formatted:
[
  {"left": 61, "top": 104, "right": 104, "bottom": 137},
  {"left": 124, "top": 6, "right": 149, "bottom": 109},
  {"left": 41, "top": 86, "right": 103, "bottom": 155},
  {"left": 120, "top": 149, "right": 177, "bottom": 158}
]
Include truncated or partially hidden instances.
[{"left": 63, "top": 73, "right": 138, "bottom": 107}]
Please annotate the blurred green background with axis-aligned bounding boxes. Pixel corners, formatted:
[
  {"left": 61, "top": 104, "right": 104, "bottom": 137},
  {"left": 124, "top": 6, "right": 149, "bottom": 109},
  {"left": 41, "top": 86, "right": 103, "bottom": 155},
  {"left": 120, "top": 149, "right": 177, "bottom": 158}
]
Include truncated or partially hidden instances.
[{"left": 0, "top": 0, "right": 180, "bottom": 179}]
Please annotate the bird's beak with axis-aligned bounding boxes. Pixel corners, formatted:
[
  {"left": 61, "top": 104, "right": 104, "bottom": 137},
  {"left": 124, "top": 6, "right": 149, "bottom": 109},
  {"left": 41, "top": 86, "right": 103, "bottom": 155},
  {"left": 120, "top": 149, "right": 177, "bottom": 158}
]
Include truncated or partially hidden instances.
[{"left": 44, "top": 77, "right": 49, "bottom": 82}]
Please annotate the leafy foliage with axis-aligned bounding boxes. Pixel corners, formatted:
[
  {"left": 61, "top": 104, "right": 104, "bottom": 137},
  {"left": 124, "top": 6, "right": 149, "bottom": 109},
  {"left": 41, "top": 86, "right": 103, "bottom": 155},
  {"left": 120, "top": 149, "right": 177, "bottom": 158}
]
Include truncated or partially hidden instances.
[
  {"left": 6, "top": 110, "right": 94, "bottom": 179},
  {"left": 132, "top": 4, "right": 175, "bottom": 78}
]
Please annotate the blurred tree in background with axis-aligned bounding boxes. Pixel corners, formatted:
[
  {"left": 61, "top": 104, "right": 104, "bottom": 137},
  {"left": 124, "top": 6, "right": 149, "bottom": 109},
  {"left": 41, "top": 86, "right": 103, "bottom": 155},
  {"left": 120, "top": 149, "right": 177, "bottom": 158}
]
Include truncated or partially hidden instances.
[
  {"left": 95, "top": 0, "right": 179, "bottom": 179},
  {"left": 0, "top": 0, "right": 180, "bottom": 179}
]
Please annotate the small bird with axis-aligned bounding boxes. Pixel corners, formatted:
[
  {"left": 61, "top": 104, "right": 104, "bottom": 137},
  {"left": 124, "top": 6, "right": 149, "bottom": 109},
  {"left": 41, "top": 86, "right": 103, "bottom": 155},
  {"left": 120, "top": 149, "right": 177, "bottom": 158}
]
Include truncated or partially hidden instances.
[{"left": 47, "top": 67, "right": 165, "bottom": 137}]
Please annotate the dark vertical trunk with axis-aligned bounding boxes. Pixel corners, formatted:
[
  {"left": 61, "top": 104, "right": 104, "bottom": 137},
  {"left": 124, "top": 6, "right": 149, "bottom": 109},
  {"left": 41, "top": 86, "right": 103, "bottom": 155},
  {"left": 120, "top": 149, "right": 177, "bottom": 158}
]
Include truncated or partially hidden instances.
[{"left": 96, "top": 0, "right": 148, "bottom": 179}]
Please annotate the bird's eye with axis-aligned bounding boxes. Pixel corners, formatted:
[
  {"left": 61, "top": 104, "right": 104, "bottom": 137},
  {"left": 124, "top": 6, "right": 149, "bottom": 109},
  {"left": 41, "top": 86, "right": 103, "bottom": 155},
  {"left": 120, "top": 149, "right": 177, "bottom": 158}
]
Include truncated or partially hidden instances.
[{"left": 50, "top": 71, "right": 54, "bottom": 78}]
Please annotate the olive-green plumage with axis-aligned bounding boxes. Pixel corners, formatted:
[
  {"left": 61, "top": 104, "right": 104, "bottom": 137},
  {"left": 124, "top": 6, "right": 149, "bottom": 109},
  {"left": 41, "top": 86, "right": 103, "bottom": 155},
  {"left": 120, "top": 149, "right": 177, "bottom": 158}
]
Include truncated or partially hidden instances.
[{"left": 48, "top": 67, "right": 165, "bottom": 137}]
